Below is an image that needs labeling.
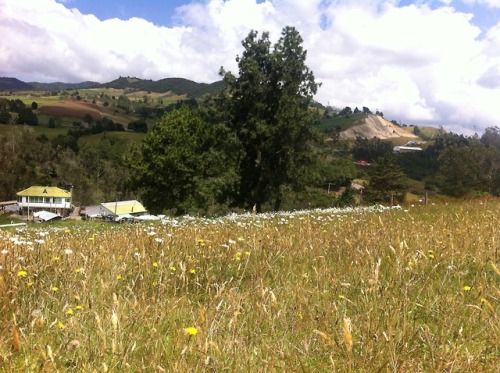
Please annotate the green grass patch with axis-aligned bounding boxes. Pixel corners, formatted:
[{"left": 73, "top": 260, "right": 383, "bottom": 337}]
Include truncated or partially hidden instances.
[
  {"left": 78, "top": 131, "right": 146, "bottom": 146},
  {"left": 316, "top": 114, "right": 367, "bottom": 135},
  {"left": 0, "top": 124, "right": 69, "bottom": 139},
  {"left": 0, "top": 94, "right": 62, "bottom": 107}
]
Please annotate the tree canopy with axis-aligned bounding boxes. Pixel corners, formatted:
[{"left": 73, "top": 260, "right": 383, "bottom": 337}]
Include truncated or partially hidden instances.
[
  {"left": 131, "top": 26, "right": 322, "bottom": 214},
  {"left": 130, "top": 106, "right": 239, "bottom": 215},
  {"left": 363, "top": 155, "right": 410, "bottom": 204},
  {"left": 219, "top": 26, "right": 321, "bottom": 211}
]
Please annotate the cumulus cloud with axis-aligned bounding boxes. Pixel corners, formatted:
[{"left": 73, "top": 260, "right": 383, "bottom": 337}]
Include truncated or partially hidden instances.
[{"left": 1, "top": 0, "right": 499, "bottom": 133}]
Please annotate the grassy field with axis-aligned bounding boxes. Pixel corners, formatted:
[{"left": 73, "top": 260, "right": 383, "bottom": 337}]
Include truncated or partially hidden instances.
[
  {"left": 0, "top": 124, "right": 69, "bottom": 139},
  {"left": 78, "top": 131, "right": 146, "bottom": 146},
  {"left": 1, "top": 89, "right": 184, "bottom": 134},
  {"left": 0, "top": 94, "right": 61, "bottom": 107},
  {"left": 0, "top": 199, "right": 499, "bottom": 371},
  {"left": 316, "top": 114, "right": 367, "bottom": 134},
  {"left": 1, "top": 88, "right": 186, "bottom": 108}
]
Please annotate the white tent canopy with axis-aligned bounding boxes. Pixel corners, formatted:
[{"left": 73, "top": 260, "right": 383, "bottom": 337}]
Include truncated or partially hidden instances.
[{"left": 33, "top": 210, "right": 62, "bottom": 222}]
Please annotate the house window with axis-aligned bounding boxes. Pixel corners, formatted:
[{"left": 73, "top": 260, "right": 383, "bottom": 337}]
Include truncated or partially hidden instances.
[
  {"left": 44, "top": 197, "right": 51, "bottom": 204},
  {"left": 29, "top": 196, "right": 44, "bottom": 203},
  {"left": 54, "top": 198, "right": 62, "bottom": 204}
]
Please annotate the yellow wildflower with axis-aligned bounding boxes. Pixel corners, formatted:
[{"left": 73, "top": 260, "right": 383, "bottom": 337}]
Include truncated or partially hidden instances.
[
  {"left": 58, "top": 321, "right": 65, "bottom": 329},
  {"left": 53, "top": 257, "right": 60, "bottom": 262},
  {"left": 169, "top": 266, "right": 176, "bottom": 272},
  {"left": 185, "top": 327, "right": 198, "bottom": 336},
  {"left": 51, "top": 287, "right": 59, "bottom": 292},
  {"left": 463, "top": 286, "right": 471, "bottom": 291},
  {"left": 66, "top": 309, "right": 74, "bottom": 315},
  {"left": 17, "top": 270, "right": 28, "bottom": 277},
  {"left": 153, "top": 262, "right": 159, "bottom": 268},
  {"left": 189, "top": 269, "right": 196, "bottom": 274}
]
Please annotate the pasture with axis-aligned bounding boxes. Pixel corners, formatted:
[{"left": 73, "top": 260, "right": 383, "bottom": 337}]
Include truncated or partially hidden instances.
[
  {"left": 37, "top": 101, "right": 105, "bottom": 122},
  {"left": 0, "top": 200, "right": 498, "bottom": 371}
]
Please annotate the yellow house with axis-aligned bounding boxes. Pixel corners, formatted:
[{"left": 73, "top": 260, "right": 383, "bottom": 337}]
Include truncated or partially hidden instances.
[{"left": 17, "top": 186, "right": 72, "bottom": 216}]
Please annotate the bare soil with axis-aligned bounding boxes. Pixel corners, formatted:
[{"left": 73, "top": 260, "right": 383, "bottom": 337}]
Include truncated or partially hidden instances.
[
  {"left": 38, "top": 101, "right": 103, "bottom": 121},
  {"left": 339, "top": 115, "right": 418, "bottom": 140}
]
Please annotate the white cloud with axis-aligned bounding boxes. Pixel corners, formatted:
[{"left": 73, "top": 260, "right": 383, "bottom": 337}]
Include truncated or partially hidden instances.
[{"left": 1, "top": 0, "right": 499, "bottom": 133}]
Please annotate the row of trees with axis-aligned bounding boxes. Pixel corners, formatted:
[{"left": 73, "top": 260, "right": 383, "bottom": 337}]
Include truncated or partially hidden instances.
[
  {"left": 0, "top": 129, "right": 131, "bottom": 204},
  {"left": 351, "top": 128, "right": 500, "bottom": 201},
  {"left": 0, "top": 98, "right": 38, "bottom": 125}
]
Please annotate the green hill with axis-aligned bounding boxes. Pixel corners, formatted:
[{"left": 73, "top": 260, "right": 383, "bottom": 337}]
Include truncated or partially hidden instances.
[
  {"left": 28, "top": 81, "right": 100, "bottom": 91},
  {"left": 0, "top": 77, "right": 34, "bottom": 91},
  {"left": 1, "top": 76, "right": 225, "bottom": 99},
  {"left": 101, "top": 76, "right": 225, "bottom": 98}
]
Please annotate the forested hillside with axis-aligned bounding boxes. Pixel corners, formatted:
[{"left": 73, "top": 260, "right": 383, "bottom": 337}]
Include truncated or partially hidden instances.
[
  {"left": 1, "top": 76, "right": 225, "bottom": 99},
  {"left": 102, "top": 77, "right": 226, "bottom": 98},
  {"left": 0, "top": 77, "right": 33, "bottom": 91}
]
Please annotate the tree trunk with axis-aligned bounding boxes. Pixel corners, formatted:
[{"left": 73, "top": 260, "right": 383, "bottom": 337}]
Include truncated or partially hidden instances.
[{"left": 273, "top": 193, "right": 282, "bottom": 212}]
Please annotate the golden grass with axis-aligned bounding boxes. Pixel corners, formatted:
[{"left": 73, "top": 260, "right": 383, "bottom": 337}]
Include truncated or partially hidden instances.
[{"left": 0, "top": 199, "right": 499, "bottom": 371}]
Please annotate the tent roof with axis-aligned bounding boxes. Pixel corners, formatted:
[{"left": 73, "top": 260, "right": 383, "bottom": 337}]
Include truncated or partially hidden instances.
[
  {"left": 100, "top": 200, "right": 147, "bottom": 216},
  {"left": 17, "top": 186, "right": 71, "bottom": 198},
  {"left": 134, "top": 214, "right": 160, "bottom": 221},
  {"left": 33, "top": 210, "right": 62, "bottom": 221}
]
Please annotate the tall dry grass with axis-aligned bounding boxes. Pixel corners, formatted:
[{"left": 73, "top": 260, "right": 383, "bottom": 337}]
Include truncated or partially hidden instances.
[{"left": 0, "top": 199, "right": 498, "bottom": 371}]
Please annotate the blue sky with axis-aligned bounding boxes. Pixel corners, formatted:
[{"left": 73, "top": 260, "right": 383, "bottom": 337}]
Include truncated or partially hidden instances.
[
  {"left": 61, "top": 0, "right": 499, "bottom": 31},
  {"left": 56, "top": 0, "right": 190, "bottom": 26},
  {"left": 2, "top": 0, "right": 500, "bottom": 134}
]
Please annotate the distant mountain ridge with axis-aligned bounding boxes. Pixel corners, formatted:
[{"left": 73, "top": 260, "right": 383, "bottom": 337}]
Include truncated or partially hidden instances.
[
  {"left": 0, "top": 77, "right": 34, "bottom": 90},
  {"left": 102, "top": 76, "right": 225, "bottom": 98},
  {"left": 0, "top": 76, "right": 225, "bottom": 98},
  {"left": 29, "top": 81, "right": 100, "bottom": 91}
]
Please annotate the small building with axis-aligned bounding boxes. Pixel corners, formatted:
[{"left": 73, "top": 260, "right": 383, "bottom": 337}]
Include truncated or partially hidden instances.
[
  {"left": 393, "top": 146, "right": 423, "bottom": 153},
  {"left": 354, "top": 160, "right": 371, "bottom": 166},
  {"left": 80, "top": 200, "right": 150, "bottom": 221},
  {"left": 100, "top": 200, "right": 147, "bottom": 217},
  {"left": 17, "top": 186, "right": 72, "bottom": 217}
]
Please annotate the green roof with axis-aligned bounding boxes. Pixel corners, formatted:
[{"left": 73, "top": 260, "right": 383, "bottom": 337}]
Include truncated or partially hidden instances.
[{"left": 17, "top": 186, "right": 71, "bottom": 198}]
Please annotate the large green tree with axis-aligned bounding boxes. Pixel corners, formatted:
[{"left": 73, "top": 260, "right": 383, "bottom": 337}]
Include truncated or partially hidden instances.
[
  {"left": 130, "top": 106, "right": 239, "bottom": 215},
  {"left": 438, "top": 141, "right": 500, "bottom": 196},
  {"left": 220, "top": 26, "right": 320, "bottom": 212},
  {"left": 364, "top": 155, "right": 410, "bottom": 204},
  {"left": 352, "top": 137, "right": 393, "bottom": 162}
]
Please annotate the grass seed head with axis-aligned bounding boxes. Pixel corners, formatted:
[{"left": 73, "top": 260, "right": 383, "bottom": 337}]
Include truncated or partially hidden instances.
[{"left": 343, "top": 318, "right": 353, "bottom": 353}]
